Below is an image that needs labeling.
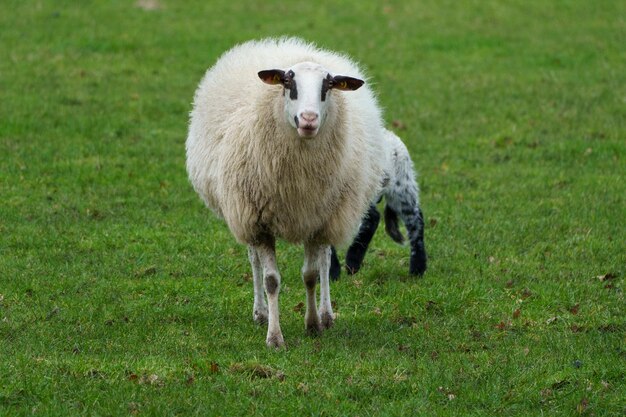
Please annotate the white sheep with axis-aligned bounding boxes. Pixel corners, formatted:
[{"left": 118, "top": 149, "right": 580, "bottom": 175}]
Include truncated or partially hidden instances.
[
  {"left": 330, "top": 129, "right": 427, "bottom": 278},
  {"left": 186, "top": 37, "right": 387, "bottom": 347}
]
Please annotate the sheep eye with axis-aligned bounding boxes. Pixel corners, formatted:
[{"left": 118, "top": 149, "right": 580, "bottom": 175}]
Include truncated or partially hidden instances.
[{"left": 284, "top": 70, "right": 296, "bottom": 88}]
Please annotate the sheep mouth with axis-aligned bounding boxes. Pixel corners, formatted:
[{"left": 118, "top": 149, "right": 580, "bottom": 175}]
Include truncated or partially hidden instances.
[{"left": 297, "top": 125, "right": 318, "bottom": 137}]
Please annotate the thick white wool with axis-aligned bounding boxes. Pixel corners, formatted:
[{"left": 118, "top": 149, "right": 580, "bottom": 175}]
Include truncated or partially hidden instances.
[{"left": 186, "top": 37, "right": 387, "bottom": 246}]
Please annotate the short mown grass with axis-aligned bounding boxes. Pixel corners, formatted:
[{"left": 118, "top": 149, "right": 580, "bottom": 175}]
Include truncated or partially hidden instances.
[{"left": 1, "top": 0, "right": 624, "bottom": 415}]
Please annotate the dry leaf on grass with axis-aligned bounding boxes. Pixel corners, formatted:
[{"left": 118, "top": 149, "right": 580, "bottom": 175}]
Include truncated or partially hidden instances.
[
  {"left": 596, "top": 273, "right": 617, "bottom": 282},
  {"left": 570, "top": 324, "right": 584, "bottom": 333},
  {"left": 392, "top": 120, "right": 406, "bottom": 130},
  {"left": 139, "top": 374, "right": 162, "bottom": 386},
  {"left": 437, "top": 386, "right": 456, "bottom": 400},
  {"left": 209, "top": 362, "right": 219, "bottom": 373},
  {"left": 495, "top": 321, "right": 509, "bottom": 330},
  {"left": 136, "top": 0, "right": 162, "bottom": 11},
  {"left": 230, "top": 362, "right": 285, "bottom": 381}
]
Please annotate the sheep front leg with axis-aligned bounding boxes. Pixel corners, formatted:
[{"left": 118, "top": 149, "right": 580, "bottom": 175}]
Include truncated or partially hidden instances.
[
  {"left": 302, "top": 244, "right": 323, "bottom": 334},
  {"left": 253, "top": 238, "right": 285, "bottom": 348},
  {"left": 317, "top": 245, "right": 335, "bottom": 329},
  {"left": 248, "top": 246, "right": 268, "bottom": 324}
]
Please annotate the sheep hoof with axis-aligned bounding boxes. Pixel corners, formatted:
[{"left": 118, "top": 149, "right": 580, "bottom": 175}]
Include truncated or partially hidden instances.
[
  {"left": 409, "top": 265, "right": 426, "bottom": 277},
  {"left": 409, "top": 247, "right": 427, "bottom": 276},
  {"left": 306, "top": 326, "right": 323, "bottom": 336},
  {"left": 320, "top": 311, "right": 335, "bottom": 329},
  {"left": 305, "top": 317, "right": 323, "bottom": 336},
  {"left": 253, "top": 309, "right": 268, "bottom": 324},
  {"left": 266, "top": 332, "right": 285, "bottom": 349}
]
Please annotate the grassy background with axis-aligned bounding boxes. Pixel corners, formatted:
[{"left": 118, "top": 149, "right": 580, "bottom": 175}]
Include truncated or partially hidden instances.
[{"left": 1, "top": 0, "right": 624, "bottom": 415}]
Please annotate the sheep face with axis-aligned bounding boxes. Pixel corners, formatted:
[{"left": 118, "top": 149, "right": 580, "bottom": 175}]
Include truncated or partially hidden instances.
[{"left": 258, "top": 62, "right": 364, "bottom": 138}]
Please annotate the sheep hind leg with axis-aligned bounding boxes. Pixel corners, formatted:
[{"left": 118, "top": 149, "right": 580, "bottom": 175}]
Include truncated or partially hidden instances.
[
  {"left": 254, "top": 239, "right": 285, "bottom": 348},
  {"left": 329, "top": 246, "right": 341, "bottom": 281},
  {"left": 398, "top": 205, "right": 427, "bottom": 276},
  {"left": 345, "top": 204, "right": 381, "bottom": 275},
  {"left": 248, "top": 246, "right": 268, "bottom": 324},
  {"left": 386, "top": 166, "right": 427, "bottom": 276},
  {"left": 302, "top": 244, "right": 322, "bottom": 335}
]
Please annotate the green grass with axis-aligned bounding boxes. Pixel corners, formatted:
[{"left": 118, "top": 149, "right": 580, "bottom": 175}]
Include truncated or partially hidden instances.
[{"left": 1, "top": 0, "right": 624, "bottom": 415}]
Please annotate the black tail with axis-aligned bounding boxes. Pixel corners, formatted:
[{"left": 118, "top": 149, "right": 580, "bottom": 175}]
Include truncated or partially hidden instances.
[{"left": 384, "top": 205, "right": 405, "bottom": 244}]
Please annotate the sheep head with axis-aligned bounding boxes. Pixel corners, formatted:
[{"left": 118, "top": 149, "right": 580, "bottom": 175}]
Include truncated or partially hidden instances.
[{"left": 258, "top": 62, "right": 364, "bottom": 138}]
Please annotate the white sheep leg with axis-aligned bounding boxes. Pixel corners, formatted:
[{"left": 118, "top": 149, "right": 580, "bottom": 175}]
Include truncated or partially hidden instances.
[
  {"left": 317, "top": 245, "right": 335, "bottom": 329},
  {"left": 254, "top": 241, "right": 285, "bottom": 348},
  {"left": 248, "top": 246, "right": 268, "bottom": 324},
  {"left": 302, "top": 244, "right": 322, "bottom": 334}
]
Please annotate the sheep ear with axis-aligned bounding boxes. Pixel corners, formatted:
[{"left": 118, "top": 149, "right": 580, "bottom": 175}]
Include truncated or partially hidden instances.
[
  {"left": 332, "top": 76, "right": 364, "bottom": 91},
  {"left": 258, "top": 69, "right": 285, "bottom": 85}
]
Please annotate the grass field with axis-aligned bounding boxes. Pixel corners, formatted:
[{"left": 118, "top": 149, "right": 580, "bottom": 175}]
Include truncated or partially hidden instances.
[{"left": 1, "top": 0, "right": 624, "bottom": 415}]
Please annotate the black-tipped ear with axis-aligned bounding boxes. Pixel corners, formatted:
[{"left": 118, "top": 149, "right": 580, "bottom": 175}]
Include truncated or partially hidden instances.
[
  {"left": 258, "top": 69, "right": 285, "bottom": 85},
  {"left": 332, "top": 75, "right": 364, "bottom": 91}
]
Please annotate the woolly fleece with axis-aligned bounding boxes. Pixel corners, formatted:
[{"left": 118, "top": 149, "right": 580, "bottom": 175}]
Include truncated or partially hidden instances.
[{"left": 186, "top": 38, "right": 387, "bottom": 246}]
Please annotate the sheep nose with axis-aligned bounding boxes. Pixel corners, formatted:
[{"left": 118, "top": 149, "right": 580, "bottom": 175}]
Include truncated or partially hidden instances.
[{"left": 300, "top": 111, "right": 319, "bottom": 123}]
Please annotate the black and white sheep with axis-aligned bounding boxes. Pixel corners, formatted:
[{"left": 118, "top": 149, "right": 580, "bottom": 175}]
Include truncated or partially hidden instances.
[
  {"left": 330, "top": 129, "right": 427, "bottom": 279},
  {"left": 186, "top": 38, "right": 388, "bottom": 347}
]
